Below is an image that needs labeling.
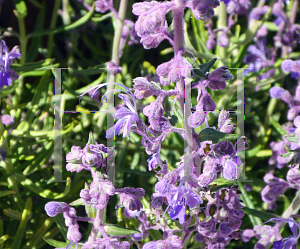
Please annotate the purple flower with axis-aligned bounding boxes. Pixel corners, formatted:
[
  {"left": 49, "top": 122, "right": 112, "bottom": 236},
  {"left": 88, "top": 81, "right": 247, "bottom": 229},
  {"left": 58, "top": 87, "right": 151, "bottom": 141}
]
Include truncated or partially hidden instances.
[
  {"left": 281, "top": 59, "right": 300, "bottom": 79},
  {"left": 0, "top": 114, "right": 14, "bottom": 125},
  {"left": 169, "top": 183, "right": 202, "bottom": 224},
  {"left": 226, "top": 0, "right": 252, "bottom": 15},
  {"left": 156, "top": 55, "right": 192, "bottom": 86},
  {"left": 261, "top": 173, "right": 289, "bottom": 203},
  {"left": 187, "top": 0, "right": 220, "bottom": 20},
  {"left": 82, "top": 173, "right": 115, "bottom": 209},
  {"left": 117, "top": 187, "right": 145, "bottom": 218},
  {"left": 244, "top": 38, "right": 275, "bottom": 81},
  {"left": 95, "top": 0, "right": 113, "bottom": 13},
  {"left": 267, "top": 218, "right": 299, "bottom": 249},
  {"left": 133, "top": 1, "right": 173, "bottom": 49},
  {"left": 269, "top": 85, "right": 300, "bottom": 121},
  {"left": 106, "top": 93, "right": 140, "bottom": 138},
  {"left": 223, "top": 159, "right": 241, "bottom": 181},
  {"left": 0, "top": 40, "right": 22, "bottom": 88}
]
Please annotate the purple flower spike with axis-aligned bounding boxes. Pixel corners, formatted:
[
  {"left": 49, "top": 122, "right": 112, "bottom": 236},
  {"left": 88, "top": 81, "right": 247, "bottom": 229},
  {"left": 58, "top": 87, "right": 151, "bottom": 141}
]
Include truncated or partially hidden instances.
[{"left": 1, "top": 114, "right": 14, "bottom": 125}]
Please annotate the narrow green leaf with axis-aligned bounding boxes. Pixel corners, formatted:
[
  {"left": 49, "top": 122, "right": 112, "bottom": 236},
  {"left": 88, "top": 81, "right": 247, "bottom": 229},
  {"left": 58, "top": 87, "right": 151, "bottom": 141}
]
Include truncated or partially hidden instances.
[
  {"left": 199, "top": 128, "right": 237, "bottom": 144},
  {"left": 164, "top": 96, "right": 184, "bottom": 129},
  {"left": 27, "top": 3, "right": 95, "bottom": 38},
  {"left": 11, "top": 197, "right": 32, "bottom": 249},
  {"left": 264, "top": 21, "right": 279, "bottom": 31},
  {"left": 0, "top": 81, "right": 19, "bottom": 97},
  {"left": 54, "top": 214, "right": 68, "bottom": 241},
  {"left": 86, "top": 204, "right": 97, "bottom": 219},
  {"left": 23, "top": 218, "right": 54, "bottom": 249},
  {"left": 0, "top": 190, "right": 16, "bottom": 198},
  {"left": 70, "top": 198, "right": 85, "bottom": 206},
  {"left": 256, "top": 150, "right": 273, "bottom": 157},
  {"left": 42, "top": 238, "right": 68, "bottom": 248},
  {"left": 3, "top": 209, "right": 22, "bottom": 220},
  {"left": 198, "top": 58, "right": 217, "bottom": 74},
  {"left": 210, "top": 177, "right": 234, "bottom": 187},
  {"left": 285, "top": 136, "right": 299, "bottom": 143},
  {"left": 11, "top": 121, "right": 76, "bottom": 138},
  {"left": 14, "top": 174, "right": 71, "bottom": 199},
  {"left": 281, "top": 152, "right": 292, "bottom": 158},
  {"left": 238, "top": 183, "right": 262, "bottom": 226},
  {"left": 10, "top": 59, "right": 54, "bottom": 72},
  {"left": 243, "top": 207, "right": 278, "bottom": 221},
  {"left": 103, "top": 224, "right": 139, "bottom": 236},
  {"left": 0, "top": 235, "right": 9, "bottom": 245},
  {"left": 91, "top": 13, "right": 113, "bottom": 22},
  {"left": 270, "top": 116, "right": 287, "bottom": 136}
]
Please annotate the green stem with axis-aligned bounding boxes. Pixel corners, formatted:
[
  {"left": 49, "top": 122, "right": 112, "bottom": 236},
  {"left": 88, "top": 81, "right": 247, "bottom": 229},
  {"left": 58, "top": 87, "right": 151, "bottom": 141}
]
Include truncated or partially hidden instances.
[
  {"left": 217, "top": 1, "right": 228, "bottom": 67},
  {"left": 17, "top": 17, "right": 27, "bottom": 64},
  {"left": 47, "top": 0, "right": 61, "bottom": 58},
  {"left": 111, "top": 0, "right": 128, "bottom": 65}
]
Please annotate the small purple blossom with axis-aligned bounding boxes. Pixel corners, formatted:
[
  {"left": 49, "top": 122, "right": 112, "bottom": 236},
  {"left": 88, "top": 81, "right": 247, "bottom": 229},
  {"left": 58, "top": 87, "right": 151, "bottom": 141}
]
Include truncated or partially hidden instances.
[
  {"left": 169, "top": 183, "right": 202, "bottom": 224},
  {"left": 0, "top": 40, "right": 22, "bottom": 88},
  {"left": 267, "top": 218, "right": 299, "bottom": 249},
  {"left": 0, "top": 114, "right": 14, "bottom": 125}
]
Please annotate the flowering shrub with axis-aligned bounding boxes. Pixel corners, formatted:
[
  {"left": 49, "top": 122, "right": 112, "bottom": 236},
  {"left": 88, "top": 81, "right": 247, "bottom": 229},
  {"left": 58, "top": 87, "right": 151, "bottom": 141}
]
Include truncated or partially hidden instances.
[{"left": 0, "top": 0, "right": 300, "bottom": 248}]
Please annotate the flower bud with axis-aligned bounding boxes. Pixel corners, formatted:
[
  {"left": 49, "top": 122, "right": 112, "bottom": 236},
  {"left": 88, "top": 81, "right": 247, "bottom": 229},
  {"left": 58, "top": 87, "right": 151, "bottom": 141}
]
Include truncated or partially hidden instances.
[{"left": 45, "top": 202, "right": 69, "bottom": 217}]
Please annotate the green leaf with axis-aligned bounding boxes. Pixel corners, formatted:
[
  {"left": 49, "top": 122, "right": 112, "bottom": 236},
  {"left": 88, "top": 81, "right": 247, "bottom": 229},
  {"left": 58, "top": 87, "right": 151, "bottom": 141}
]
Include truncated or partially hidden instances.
[
  {"left": 210, "top": 177, "right": 234, "bottom": 187},
  {"left": 70, "top": 198, "right": 85, "bottom": 206},
  {"left": 43, "top": 238, "right": 68, "bottom": 248},
  {"left": 14, "top": 174, "right": 71, "bottom": 199},
  {"left": 270, "top": 116, "right": 287, "bottom": 136},
  {"left": 11, "top": 198, "right": 32, "bottom": 249},
  {"left": 285, "top": 136, "right": 299, "bottom": 143},
  {"left": 281, "top": 152, "right": 292, "bottom": 158},
  {"left": 164, "top": 96, "right": 184, "bottom": 129},
  {"left": 0, "top": 190, "right": 16, "bottom": 198},
  {"left": 91, "top": 12, "right": 113, "bottom": 22},
  {"left": 11, "top": 121, "right": 76, "bottom": 138},
  {"left": 238, "top": 183, "right": 262, "bottom": 226},
  {"left": 103, "top": 224, "right": 140, "bottom": 236},
  {"left": 11, "top": 59, "right": 54, "bottom": 72},
  {"left": 54, "top": 214, "right": 68, "bottom": 241},
  {"left": 264, "top": 21, "right": 279, "bottom": 31},
  {"left": 27, "top": 3, "right": 95, "bottom": 38},
  {"left": 198, "top": 128, "right": 237, "bottom": 144},
  {"left": 198, "top": 58, "right": 217, "bottom": 75},
  {"left": 256, "top": 150, "right": 273, "bottom": 157},
  {"left": 3, "top": 209, "right": 22, "bottom": 220},
  {"left": 243, "top": 207, "right": 278, "bottom": 221},
  {"left": 86, "top": 204, "right": 97, "bottom": 219},
  {"left": 0, "top": 235, "right": 9, "bottom": 245},
  {"left": 0, "top": 81, "right": 19, "bottom": 97}
]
